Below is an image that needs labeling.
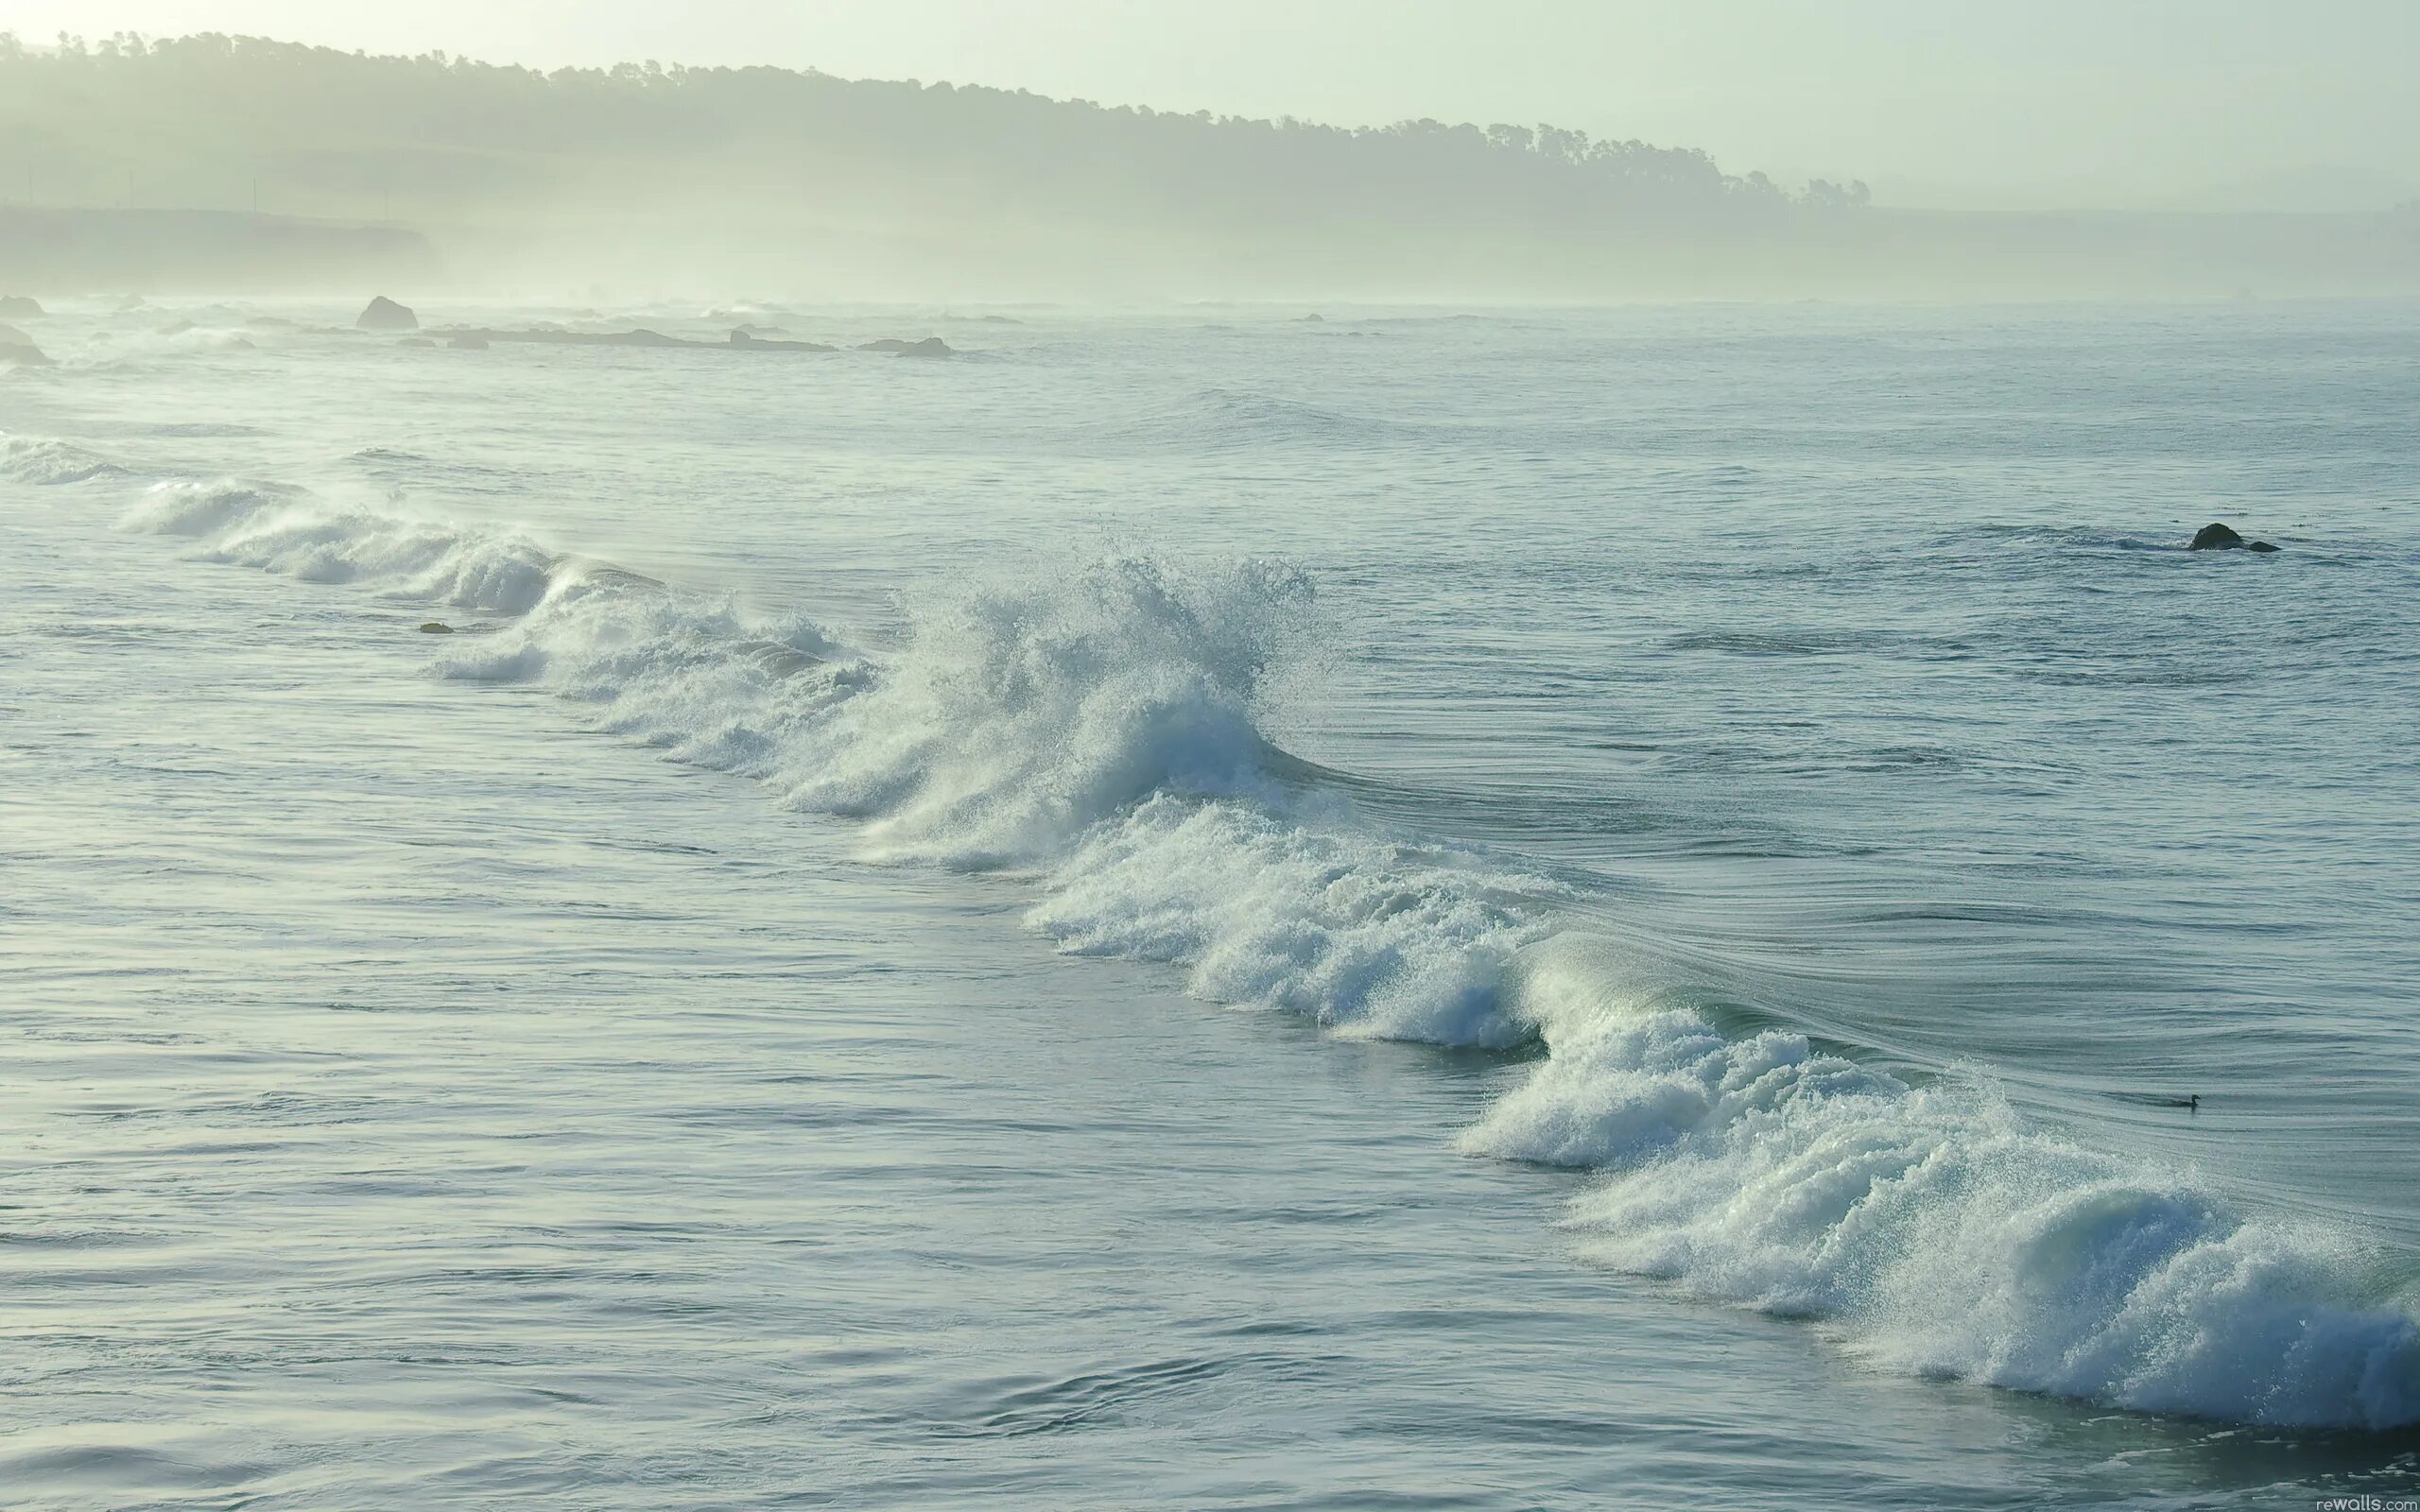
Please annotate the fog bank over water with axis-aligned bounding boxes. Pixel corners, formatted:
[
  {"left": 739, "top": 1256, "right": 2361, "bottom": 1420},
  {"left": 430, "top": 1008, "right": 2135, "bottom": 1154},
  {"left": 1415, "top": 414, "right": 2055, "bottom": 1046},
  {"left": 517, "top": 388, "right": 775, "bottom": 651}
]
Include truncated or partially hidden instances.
[{"left": 3, "top": 32, "right": 2416, "bottom": 300}]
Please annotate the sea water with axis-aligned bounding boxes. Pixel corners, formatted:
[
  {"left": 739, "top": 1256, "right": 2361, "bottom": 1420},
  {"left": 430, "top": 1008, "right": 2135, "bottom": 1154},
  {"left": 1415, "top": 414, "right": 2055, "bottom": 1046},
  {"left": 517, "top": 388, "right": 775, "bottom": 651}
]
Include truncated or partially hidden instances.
[{"left": 4, "top": 299, "right": 2417, "bottom": 1509}]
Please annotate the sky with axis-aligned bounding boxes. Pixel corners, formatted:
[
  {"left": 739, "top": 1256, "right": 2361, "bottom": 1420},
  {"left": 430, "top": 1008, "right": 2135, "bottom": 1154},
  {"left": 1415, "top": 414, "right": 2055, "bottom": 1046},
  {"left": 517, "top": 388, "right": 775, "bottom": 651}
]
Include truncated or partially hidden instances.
[{"left": 7, "top": 0, "right": 2415, "bottom": 210}]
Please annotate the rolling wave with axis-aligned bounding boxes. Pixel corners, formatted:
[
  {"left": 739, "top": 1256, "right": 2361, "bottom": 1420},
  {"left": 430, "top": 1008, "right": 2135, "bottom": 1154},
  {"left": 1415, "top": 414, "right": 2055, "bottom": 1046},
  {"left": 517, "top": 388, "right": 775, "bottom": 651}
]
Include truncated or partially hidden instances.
[
  {"left": 2, "top": 434, "right": 127, "bottom": 485},
  {"left": 108, "top": 462, "right": 2420, "bottom": 1431}
]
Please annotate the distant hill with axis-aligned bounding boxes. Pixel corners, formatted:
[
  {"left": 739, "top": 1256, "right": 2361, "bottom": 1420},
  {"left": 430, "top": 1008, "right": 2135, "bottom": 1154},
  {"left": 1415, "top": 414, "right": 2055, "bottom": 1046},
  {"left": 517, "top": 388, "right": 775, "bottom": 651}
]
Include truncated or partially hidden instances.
[{"left": 1, "top": 32, "right": 2412, "bottom": 298}]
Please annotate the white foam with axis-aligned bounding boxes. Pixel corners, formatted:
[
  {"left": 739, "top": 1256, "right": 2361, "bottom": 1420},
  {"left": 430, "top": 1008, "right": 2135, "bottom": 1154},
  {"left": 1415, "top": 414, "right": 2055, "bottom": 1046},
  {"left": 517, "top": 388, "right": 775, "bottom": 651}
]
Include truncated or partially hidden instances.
[
  {"left": 1036, "top": 795, "right": 1548, "bottom": 1045},
  {"left": 1463, "top": 939, "right": 2420, "bottom": 1428}
]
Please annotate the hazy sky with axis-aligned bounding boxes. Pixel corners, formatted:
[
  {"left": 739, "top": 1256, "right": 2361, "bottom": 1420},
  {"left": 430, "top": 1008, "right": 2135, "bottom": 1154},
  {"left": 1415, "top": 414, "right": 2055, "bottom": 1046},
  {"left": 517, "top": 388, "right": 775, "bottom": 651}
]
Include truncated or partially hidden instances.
[{"left": 9, "top": 0, "right": 2415, "bottom": 209}]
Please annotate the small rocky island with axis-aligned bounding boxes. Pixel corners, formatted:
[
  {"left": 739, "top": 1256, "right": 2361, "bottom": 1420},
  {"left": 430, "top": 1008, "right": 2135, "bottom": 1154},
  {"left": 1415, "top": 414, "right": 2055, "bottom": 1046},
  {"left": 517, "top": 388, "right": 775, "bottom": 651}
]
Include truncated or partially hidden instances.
[{"left": 356, "top": 295, "right": 419, "bottom": 331}]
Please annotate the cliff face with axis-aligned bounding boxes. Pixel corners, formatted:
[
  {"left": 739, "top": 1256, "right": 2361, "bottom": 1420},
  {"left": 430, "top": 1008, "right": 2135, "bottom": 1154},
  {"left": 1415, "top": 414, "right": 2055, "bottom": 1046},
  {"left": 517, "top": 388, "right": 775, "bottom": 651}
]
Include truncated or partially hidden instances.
[{"left": 0, "top": 207, "right": 439, "bottom": 294}]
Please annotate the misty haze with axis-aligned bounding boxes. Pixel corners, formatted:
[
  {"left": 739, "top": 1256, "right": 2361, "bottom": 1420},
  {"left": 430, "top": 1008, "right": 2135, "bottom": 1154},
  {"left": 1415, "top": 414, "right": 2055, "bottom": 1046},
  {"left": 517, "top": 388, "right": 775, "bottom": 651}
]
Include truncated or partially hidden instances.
[{"left": 4, "top": 9, "right": 2418, "bottom": 1512}]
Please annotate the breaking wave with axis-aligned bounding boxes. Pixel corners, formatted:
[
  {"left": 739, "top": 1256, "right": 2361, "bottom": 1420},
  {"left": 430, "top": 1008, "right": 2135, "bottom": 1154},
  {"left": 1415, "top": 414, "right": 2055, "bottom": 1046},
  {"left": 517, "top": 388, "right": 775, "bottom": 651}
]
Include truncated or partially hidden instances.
[
  {"left": 111, "top": 469, "right": 2420, "bottom": 1431},
  {"left": 2, "top": 433, "right": 127, "bottom": 485}
]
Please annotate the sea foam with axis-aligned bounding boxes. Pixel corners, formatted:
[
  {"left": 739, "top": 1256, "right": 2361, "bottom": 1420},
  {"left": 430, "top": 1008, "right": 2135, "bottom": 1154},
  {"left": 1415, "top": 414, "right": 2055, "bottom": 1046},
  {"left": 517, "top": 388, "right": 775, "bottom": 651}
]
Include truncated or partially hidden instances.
[
  {"left": 114, "top": 472, "right": 2420, "bottom": 1430},
  {"left": 1467, "top": 938, "right": 2420, "bottom": 1429}
]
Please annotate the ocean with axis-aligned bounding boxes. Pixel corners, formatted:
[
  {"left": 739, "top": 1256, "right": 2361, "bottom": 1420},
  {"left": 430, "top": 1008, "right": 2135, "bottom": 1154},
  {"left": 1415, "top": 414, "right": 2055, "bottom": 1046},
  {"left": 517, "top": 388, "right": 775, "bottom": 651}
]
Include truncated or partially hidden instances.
[{"left": 4, "top": 297, "right": 2416, "bottom": 1510}]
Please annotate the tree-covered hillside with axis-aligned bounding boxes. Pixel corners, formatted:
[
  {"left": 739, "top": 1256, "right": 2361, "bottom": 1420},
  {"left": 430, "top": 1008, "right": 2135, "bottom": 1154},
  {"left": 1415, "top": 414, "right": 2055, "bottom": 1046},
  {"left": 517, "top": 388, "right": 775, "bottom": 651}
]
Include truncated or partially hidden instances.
[{"left": 2, "top": 32, "right": 2406, "bottom": 298}]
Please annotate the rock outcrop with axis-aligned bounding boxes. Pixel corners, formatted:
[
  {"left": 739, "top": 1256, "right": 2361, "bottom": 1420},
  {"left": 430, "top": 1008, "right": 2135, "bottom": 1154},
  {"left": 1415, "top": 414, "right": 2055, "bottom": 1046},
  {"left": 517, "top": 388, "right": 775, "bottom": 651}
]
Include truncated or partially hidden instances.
[
  {"left": 356, "top": 295, "right": 419, "bottom": 331},
  {"left": 0, "top": 296, "right": 43, "bottom": 318},
  {"left": 2188, "top": 523, "right": 2279, "bottom": 553},
  {"left": 856, "top": 336, "right": 954, "bottom": 358}
]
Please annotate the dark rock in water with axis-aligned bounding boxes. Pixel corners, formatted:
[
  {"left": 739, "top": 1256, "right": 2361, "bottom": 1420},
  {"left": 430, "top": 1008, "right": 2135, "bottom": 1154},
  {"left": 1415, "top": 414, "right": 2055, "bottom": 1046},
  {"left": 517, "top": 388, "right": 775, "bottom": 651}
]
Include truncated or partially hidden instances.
[
  {"left": 418, "top": 622, "right": 455, "bottom": 634},
  {"left": 246, "top": 315, "right": 299, "bottom": 329},
  {"left": 357, "top": 295, "right": 419, "bottom": 331},
  {"left": 0, "top": 322, "right": 50, "bottom": 363},
  {"left": 2188, "top": 522, "right": 2278, "bottom": 552},
  {"left": 729, "top": 328, "right": 837, "bottom": 352},
  {"left": 447, "top": 335, "right": 489, "bottom": 350},
  {"left": 856, "top": 335, "right": 954, "bottom": 358},
  {"left": 0, "top": 295, "right": 43, "bottom": 318},
  {"left": 1298, "top": 312, "right": 1324, "bottom": 322},
  {"left": 397, "top": 336, "right": 437, "bottom": 348},
  {"left": 0, "top": 335, "right": 52, "bottom": 366}
]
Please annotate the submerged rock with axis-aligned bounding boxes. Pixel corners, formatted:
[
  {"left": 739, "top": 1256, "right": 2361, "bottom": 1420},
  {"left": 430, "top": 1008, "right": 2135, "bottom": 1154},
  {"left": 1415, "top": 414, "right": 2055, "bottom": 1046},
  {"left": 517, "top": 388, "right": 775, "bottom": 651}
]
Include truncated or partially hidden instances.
[
  {"left": 0, "top": 295, "right": 43, "bottom": 318},
  {"left": 418, "top": 622, "right": 455, "bottom": 634},
  {"left": 446, "top": 334, "right": 489, "bottom": 350},
  {"left": 856, "top": 335, "right": 954, "bottom": 358},
  {"left": 2188, "top": 522, "right": 2279, "bottom": 553},
  {"left": 356, "top": 295, "right": 419, "bottom": 331}
]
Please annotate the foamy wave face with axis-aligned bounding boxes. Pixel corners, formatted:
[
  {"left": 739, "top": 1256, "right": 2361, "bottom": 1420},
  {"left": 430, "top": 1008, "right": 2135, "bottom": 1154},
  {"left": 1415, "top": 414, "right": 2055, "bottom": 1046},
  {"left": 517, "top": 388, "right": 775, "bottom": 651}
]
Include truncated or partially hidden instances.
[
  {"left": 128, "top": 479, "right": 561, "bottom": 613},
  {"left": 1463, "top": 940, "right": 2420, "bottom": 1429},
  {"left": 119, "top": 475, "right": 2420, "bottom": 1431},
  {"left": 1036, "top": 794, "right": 1549, "bottom": 1045},
  {"left": 2, "top": 434, "right": 126, "bottom": 485}
]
